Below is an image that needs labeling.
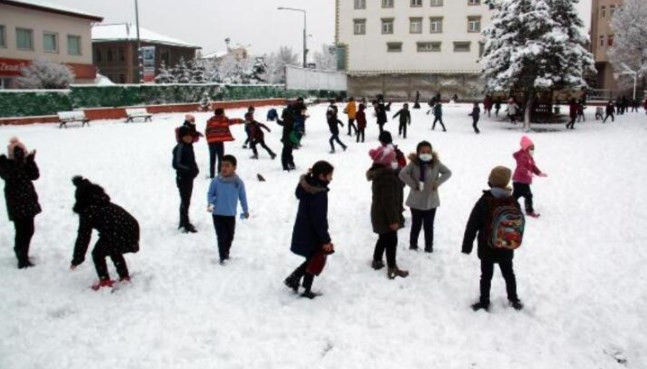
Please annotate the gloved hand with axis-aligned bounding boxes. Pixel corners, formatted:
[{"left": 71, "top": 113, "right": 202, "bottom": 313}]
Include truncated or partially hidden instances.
[{"left": 240, "top": 212, "right": 250, "bottom": 220}]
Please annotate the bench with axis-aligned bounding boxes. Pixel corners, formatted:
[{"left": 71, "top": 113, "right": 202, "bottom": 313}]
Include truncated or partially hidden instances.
[
  {"left": 125, "top": 108, "right": 152, "bottom": 123},
  {"left": 58, "top": 111, "right": 90, "bottom": 128}
]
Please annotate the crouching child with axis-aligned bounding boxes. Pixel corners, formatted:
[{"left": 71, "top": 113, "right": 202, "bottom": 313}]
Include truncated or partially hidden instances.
[
  {"left": 69, "top": 176, "right": 140, "bottom": 291},
  {"left": 207, "top": 155, "right": 249, "bottom": 264},
  {"left": 461, "top": 166, "right": 525, "bottom": 312},
  {"left": 284, "top": 161, "right": 335, "bottom": 299}
]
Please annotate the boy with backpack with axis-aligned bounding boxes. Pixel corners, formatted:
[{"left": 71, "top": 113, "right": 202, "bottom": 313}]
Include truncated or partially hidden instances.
[
  {"left": 207, "top": 155, "right": 249, "bottom": 264},
  {"left": 461, "top": 166, "right": 524, "bottom": 311},
  {"left": 393, "top": 103, "right": 411, "bottom": 139}
]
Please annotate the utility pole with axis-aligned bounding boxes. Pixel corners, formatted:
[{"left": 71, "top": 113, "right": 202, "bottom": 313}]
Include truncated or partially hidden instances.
[{"left": 135, "top": 0, "right": 142, "bottom": 83}]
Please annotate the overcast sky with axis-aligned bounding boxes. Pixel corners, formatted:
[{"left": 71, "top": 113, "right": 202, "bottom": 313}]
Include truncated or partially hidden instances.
[{"left": 52, "top": 0, "right": 592, "bottom": 59}]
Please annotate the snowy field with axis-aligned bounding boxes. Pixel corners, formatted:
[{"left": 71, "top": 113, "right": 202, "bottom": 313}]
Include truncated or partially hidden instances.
[{"left": 1, "top": 103, "right": 646, "bottom": 369}]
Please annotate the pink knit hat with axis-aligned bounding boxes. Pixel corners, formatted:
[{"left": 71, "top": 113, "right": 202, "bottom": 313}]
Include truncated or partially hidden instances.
[
  {"left": 7, "top": 137, "right": 27, "bottom": 159},
  {"left": 185, "top": 114, "right": 195, "bottom": 124},
  {"left": 369, "top": 145, "right": 396, "bottom": 166},
  {"left": 520, "top": 135, "right": 534, "bottom": 151}
]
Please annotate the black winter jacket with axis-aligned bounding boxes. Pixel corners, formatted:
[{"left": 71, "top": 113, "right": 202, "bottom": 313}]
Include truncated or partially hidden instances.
[
  {"left": 461, "top": 190, "right": 518, "bottom": 263},
  {"left": 326, "top": 111, "right": 343, "bottom": 135},
  {"left": 290, "top": 175, "right": 331, "bottom": 258},
  {"left": 0, "top": 154, "right": 41, "bottom": 221},
  {"left": 172, "top": 142, "right": 199, "bottom": 179},
  {"left": 393, "top": 109, "right": 411, "bottom": 125}
]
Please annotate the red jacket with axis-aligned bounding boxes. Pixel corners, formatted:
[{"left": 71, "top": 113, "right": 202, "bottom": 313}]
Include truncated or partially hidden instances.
[
  {"left": 205, "top": 115, "right": 244, "bottom": 143},
  {"left": 512, "top": 149, "right": 542, "bottom": 185},
  {"left": 356, "top": 110, "right": 367, "bottom": 129}
]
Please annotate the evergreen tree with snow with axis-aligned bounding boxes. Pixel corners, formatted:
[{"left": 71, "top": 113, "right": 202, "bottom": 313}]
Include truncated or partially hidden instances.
[
  {"left": 609, "top": 0, "right": 647, "bottom": 84},
  {"left": 481, "top": 0, "right": 593, "bottom": 129},
  {"left": 174, "top": 57, "right": 192, "bottom": 84},
  {"left": 154, "top": 61, "right": 176, "bottom": 84},
  {"left": 189, "top": 59, "right": 207, "bottom": 84},
  {"left": 250, "top": 57, "right": 268, "bottom": 83}
]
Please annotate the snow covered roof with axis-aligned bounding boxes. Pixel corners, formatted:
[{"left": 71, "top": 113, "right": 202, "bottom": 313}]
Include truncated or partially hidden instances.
[
  {"left": 92, "top": 23, "right": 201, "bottom": 49},
  {"left": 202, "top": 50, "right": 229, "bottom": 59},
  {"left": 0, "top": 0, "right": 103, "bottom": 21}
]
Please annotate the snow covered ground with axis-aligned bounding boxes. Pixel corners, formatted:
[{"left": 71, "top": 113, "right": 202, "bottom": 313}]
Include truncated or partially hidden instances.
[{"left": 1, "top": 103, "right": 646, "bottom": 369}]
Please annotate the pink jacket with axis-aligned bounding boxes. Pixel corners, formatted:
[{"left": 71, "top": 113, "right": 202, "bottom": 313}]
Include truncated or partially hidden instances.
[{"left": 512, "top": 149, "right": 542, "bottom": 184}]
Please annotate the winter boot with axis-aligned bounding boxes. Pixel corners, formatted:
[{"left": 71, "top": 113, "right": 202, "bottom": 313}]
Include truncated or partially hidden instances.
[
  {"left": 471, "top": 301, "right": 490, "bottom": 312},
  {"left": 526, "top": 212, "right": 540, "bottom": 218},
  {"left": 91, "top": 279, "right": 114, "bottom": 291},
  {"left": 284, "top": 276, "right": 300, "bottom": 293},
  {"left": 387, "top": 267, "right": 409, "bottom": 279},
  {"left": 371, "top": 260, "right": 385, "bottom": 270},
  {"left": 409, "top": 244, "right": 419, "bottom": 251},
  {"left": 424, "top": 245, "right": 434, "bottom": 253},
  {"left": 17, "top": 259, "right": 35, "bottom": 269},
  {"left": 510, "top": 299, "right": 524, "bottom": 311},
  {"left": 301, "top": 290, "right": 321, "bottom": 299},
  {"left": 270, "top": 153, "right": 277, "bottom": 160}
]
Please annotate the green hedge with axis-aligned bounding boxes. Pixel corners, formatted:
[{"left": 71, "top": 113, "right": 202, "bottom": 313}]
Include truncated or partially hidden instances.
[{"left": 0, "top": 84, "right": 345, "bottom": 118}]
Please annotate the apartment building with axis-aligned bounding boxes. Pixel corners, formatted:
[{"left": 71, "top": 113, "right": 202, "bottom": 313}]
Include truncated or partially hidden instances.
[
  {"left": 590, "top": 0, "right": 623, "bottom": 91},
  {"left": 0, "top": 0, "right": 102, "bottom": 88},
  {"left": 336, "top": 0, "right": 491, "bottom": 99}
]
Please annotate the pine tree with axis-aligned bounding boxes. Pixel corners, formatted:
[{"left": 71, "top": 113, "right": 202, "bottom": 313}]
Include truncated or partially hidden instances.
[
  {"left": 482, "top": 0, "right": 592, "bottom": 129},
  {"left": 174, "top": 57, "right": 191, "bottom": 84},
  {"left": 189, "top": 59, "right": 207, "bottom": 84},
  {"left": 250, "top": 57, "right": 268, "bottom": 83},
  {"left": 154, "top": 61, "right": 176, "bottom": 84}
]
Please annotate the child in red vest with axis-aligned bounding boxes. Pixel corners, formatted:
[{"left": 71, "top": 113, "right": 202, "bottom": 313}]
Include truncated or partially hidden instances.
[{"left": 205, "top": 108, "right": 244, "bottom": 178}]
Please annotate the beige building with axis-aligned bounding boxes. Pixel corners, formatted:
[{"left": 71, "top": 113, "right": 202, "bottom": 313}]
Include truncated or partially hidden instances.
[
  {"left": 590, "top": 0, "right": 623, "bottom": 91},
  {"left": 0, "top": 0, "right": 103, "bottom": 88},
  {"left": 336, "top": 0, "right": 492, "bottom": 99}
]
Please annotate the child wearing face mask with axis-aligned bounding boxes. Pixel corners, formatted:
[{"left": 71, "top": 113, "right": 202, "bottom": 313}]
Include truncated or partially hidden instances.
[
  {"left": 399, "top": 141, "right": 452, "bottom": 253},
  {"left": 512, "top": 136, "right": 547, "bottom": 218},
  {"left": 0, "top": 138, "right": 41, "bottom": 269}
]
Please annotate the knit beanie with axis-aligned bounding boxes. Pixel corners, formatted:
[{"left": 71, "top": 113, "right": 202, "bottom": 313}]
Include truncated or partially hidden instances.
[
  {"left": 488, "top": 166, "right": 512, "bottom": 189},
  {"left": 7, "top": 137, "right": 27, "bottom": 159},
  {"left": 72, "top": 176, "right": 110, "bottom": 213},
  {"left": 185, "top": 114, "right": 195, "bottom": 124},
  {"left": 520, "top": 135, "right": 534, "bottom": 151},
  {"left": 369, "top": 145, "right": 396, "bottom": 166},
  {"left": 378, "top": 131, "right": 393, "bottom": 145}
]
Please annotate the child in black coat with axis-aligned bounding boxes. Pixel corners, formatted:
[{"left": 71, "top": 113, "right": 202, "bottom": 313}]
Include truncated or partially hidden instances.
[
  {"left": 247, "top": 113, "right": 277, "bottom": 160},
  {"left": 70, "top": 176, "right": 140, "bottom": 290},
  {"left": 173, "top": 127, "right": 200, "bottom": 233},
  {"left": 0, "top": 138, "right": 41, "bottom": 269},
  {"left": 462, "top": 166, "right": 523, "bottom": 312},
  {"left": 393, "top": 103, "right": 411, "bottom": 139},
  {"left": 468, "top": 103, "right": 481, "bottom": 134},
  {"left": 327, "top": 109, "right": 347, "bottom": 153}
]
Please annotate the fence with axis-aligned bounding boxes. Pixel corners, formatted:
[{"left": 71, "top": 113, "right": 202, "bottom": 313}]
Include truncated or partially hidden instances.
[
  {"left": 286, "top": 66, "right": 347, "bottom": 92},
  {"left": 0, "top": 83, "right": 344, "bottom": 118}
]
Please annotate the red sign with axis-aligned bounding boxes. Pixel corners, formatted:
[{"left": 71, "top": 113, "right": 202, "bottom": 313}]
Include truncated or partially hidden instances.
[
  {"left": 0, "top": 57, "right": 96, "bottom": 79},
  {"left": 0, "top": 58, "right": 30, "bottom": 77}
]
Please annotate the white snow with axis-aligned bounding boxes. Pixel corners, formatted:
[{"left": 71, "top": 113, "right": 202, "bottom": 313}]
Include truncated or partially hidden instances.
[
  {"left": 5, "top": 0, "right": 101, "bottom": 19},
  {"left": 92, "top": 23, "right": 200, "bottom": 49},
  {"left": 1, "top": 104, "right": 646, "bottom": 369}
]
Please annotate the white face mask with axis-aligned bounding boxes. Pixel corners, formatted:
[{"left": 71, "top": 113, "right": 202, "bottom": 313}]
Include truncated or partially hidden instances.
[
  {"left": 419, "top": 154, "right": 432, "bottom": 162},
  {"left": 390, "top": 162, "right": 399, "bottom": 170}
]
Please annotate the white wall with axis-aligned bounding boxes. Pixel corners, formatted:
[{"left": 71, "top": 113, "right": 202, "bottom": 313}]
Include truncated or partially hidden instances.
[
  {"left": 286, "top": 66, "right": 347, "bottom": 91},
  {"left": 337, "top": 0, "right": 492, "bottom": 74}
]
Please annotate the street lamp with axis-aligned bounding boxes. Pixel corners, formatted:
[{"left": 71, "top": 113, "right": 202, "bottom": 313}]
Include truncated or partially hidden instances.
[
  {"left": 614, "top": 64, "right": 637, "bottom": 101},
  {"left": 277, "top": 7, "right": 307, "bottom": 68}
]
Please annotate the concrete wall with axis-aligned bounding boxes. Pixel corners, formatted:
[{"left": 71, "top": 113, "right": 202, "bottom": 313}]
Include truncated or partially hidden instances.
[{"left": 347, "top": 73, "right": 484, "bottom": 101}]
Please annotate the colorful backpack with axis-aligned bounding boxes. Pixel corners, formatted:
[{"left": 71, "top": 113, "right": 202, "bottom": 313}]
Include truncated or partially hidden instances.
[{"left": 487, "top": 197, "right": 525, "bottom": 250}]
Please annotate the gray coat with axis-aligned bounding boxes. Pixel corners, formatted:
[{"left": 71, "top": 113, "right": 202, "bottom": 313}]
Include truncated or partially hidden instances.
[{"left": 399, "top": 153, "right": 452, "bottom": 211}]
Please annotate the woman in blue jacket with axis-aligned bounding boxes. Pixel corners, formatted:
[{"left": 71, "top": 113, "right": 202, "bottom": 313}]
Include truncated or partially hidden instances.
[{"left": 284, "top": 161, "right": 335, "bottom": 299}]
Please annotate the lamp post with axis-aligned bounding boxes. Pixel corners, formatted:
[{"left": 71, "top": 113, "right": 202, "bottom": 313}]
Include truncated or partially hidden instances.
[
  {"left": 277, "top": 7, "right": 307, "bottom": 68},
  {"left": 615, "top": 64, "right": 638, "bottom": 101},
  {"left": 134, "top": 0, "right": 142, "bottom": 83}
]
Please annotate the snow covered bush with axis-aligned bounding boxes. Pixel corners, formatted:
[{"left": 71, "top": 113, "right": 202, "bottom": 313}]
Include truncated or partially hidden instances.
[{"left": 16, "top": 59, "right": 75, "bottom": 89}]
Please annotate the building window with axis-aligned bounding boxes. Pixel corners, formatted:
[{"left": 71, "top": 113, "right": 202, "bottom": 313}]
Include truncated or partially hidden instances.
[
  {"left": 601, "top": 6, "right": 606, "bottom": 17},
  {"left": 382, "top": 18, "right": 394, "bottom": 34},
  {"left": 354, "top": 19, "right": 367, "bottom": 35},
  {"left": 16, "top": 28, "right": 34, "bottom": 50},
  {"left": 417, "top": 42, "right": 441, "bottom": 52},
  {"left": 410, "top": 18, "right": 423, "bottom": 34},
  {"left": 43, "top": 32, "right": 58, "bottom": 53},
  {"left": 119, "top": 47, "right": 125, "bottom": 61},
  {"left": 354, "top": 0, "right": 366, "bottom": 9},
  {"left": 430, "top": 17, "right": 443, "bottom": 33},
  {"left": 599, "top": 35, "right": 605, "bottom": 47},
  {"left": 468, "top": 0, "right": 480, "bottom": 5},
  {"left": 387, "top": 42, "right": 402, "bottom": 52},
  {"left": 608, "top": 35, "right": 614, "bottom": 47},
  {"left": 468, "top": 16, "right": 481, "bottom": 33},
  {"left": 0, "top": 25, "right": 5, "bottom": 48},
  {"left": 430, "top": 0, "right": 443, "bottom": 5},
  {"left": 67, "top": 35, "right": 81, "bottom": 55},
  {"left": 382, "top": 0, "right": 394, "bottom": 8},
  {"left": 411, "top": 0, "right": 422, "bottom": 7},
  {"left": 610, "top": 4, "right": 616, "bottom": 16},
  {"left": 453, "top": 41, "right": 471, "bottom": 52},
  {"left": 96, "top": 48, "right": 102, "bottom": 62},
  {"left": 107, "top": 48, "right": 113, "bottom": 62}
]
